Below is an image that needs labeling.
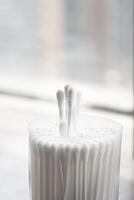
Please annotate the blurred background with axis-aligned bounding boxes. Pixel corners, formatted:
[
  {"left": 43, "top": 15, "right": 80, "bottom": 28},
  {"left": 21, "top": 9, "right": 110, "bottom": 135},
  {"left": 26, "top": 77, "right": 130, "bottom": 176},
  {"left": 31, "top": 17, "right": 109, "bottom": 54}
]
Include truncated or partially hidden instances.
[
  {"left": 0, "top": 0, "right": 133, "bottom": 199},
  {"left": 0, "top": 0, "right": 133, "bottom": 96}
]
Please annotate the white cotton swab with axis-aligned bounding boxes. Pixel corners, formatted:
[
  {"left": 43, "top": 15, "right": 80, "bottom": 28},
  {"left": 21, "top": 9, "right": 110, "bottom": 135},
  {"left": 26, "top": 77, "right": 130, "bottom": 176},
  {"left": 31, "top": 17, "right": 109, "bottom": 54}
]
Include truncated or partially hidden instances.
[
  {"left": 64, "top": 85, "right": 71, "bottom": 99},
  {"left": 67, "top": 87, "right": 74, "bottom": 136},
  {"left": 64, "top": 85, "right": 71, "bottom": 119},
  {"left": 56, "top": 90, "right": 64, "bottom": 122},
  {"left": 56, "top": 90, "right": 66, "bottom": 136},
  {"left": 56, "top": 85, "right": 80, "bottom": 137}
]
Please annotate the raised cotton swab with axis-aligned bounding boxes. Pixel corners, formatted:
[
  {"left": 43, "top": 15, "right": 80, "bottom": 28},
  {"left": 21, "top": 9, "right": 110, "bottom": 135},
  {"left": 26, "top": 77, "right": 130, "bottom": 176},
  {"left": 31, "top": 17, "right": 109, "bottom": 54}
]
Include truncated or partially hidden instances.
[
  {"left": 64, "top": 85, "right": 71, "bottom": 119},
  {"left": 56, "top": 90, "right": 66, "bottom": 136},
  {"left": 56, "top": 85, "right": 80, "bottom": 137},
  {"left": 56, "top": 90, "right": 64, "bottom": 122},
  {"left": 67, "top": 87, "right": 74, "bottom": 136},
  {"left": 64, "top": 85, "right": 71, "bottom": 100}
]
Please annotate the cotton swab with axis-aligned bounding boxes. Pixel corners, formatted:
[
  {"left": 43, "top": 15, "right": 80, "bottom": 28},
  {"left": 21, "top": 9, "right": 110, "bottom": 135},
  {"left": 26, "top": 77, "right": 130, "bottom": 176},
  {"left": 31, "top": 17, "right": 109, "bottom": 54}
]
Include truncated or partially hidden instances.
[
  {"left": 67, "top": 87, "right": 74, "bottom": 136},
  {"left": 56, "top": 90, "right": 64, "bottom": 122},
  {"left": 64, "top": 85, "right": 71, "bottom": 100},
  {"left": 64, "top": 85, "right": 71, "bottom": 120},
  {"left": 56, "top": 85, "right": 80, "bottom": 137},
  {"left": 56, "top": 90, "right": 66, "bottom": 136}
]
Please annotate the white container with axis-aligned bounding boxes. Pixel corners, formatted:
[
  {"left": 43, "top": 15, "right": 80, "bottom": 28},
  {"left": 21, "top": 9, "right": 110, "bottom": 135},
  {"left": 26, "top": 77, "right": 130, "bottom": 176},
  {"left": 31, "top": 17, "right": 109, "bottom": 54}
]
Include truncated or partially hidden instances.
[{"left": 28, "top": 114, "right": 122, "bottom": 200}]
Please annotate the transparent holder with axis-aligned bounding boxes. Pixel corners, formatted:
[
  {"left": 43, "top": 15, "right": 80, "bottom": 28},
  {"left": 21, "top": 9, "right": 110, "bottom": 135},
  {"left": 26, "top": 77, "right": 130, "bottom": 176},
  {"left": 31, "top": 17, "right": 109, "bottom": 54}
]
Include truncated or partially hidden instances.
[{"left": 28, "top": 114, "right": 122, "bottom": 200}]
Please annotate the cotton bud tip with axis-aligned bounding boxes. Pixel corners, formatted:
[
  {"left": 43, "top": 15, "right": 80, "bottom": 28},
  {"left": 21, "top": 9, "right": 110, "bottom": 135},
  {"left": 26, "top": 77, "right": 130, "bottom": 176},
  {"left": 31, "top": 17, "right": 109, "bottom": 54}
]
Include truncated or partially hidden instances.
[
  {"left": 56, "top": 90, "right": 64, "bottom": 104},
  {"left": 64, "top": 85, "right": 71, "bottom": 98},
  {"left": 68, "top": 88, "right": 74, "bottom": 106}
]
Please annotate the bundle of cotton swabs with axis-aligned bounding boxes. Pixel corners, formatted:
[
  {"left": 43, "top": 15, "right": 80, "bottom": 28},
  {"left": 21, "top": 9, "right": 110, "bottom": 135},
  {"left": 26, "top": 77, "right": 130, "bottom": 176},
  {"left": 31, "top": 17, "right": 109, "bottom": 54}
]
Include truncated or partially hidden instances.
[{"left": 56, "top": 85, "right": 80, "bottom": 137}]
